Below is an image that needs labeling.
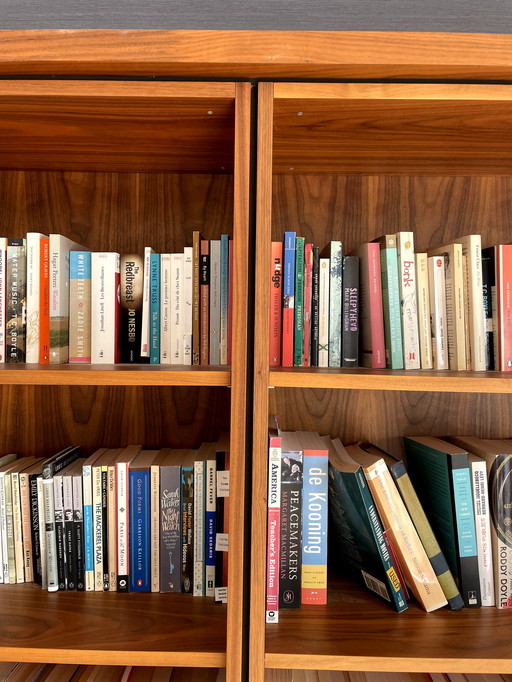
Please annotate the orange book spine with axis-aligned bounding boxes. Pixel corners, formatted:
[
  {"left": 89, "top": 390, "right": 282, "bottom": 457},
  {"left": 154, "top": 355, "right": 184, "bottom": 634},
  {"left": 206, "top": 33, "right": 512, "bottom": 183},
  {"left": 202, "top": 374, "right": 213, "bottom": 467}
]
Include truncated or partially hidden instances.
[{"left": 39, "top": 237, "right": 50, "bottom": 363}]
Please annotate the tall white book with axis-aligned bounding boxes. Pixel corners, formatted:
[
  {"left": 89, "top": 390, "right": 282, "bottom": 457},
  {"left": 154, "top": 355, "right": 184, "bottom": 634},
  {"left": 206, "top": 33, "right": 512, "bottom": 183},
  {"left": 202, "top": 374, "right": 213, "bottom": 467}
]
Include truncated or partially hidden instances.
[
  {"left": 396, "top": 231, "right": 420, "bottom": 369},
  {"left": 170, "top": 252, "right": 184, "bottom": 365},
  {"left": 468, "top": 453, "right": 495, "bottom": 607},
  {"left": 428, "top": 255, "right": 449, "bottom": 370},
  {"left": 26, "top": 232, "right": 47, "bottom": 363},
  {"left": 159, "top": 253, "right": 172, "bottom": 364},
  {"left": 91, "top": 252, "right": 120, "bottom": 364},
  {"left": 318, "top": 257, "right": 330, "bottom": 368},
  {"left": 183, "top": 246, "right": 193, "bottom": 365},
  {"left": 140, "top": 246, "right": 154, "bottom": 358},
  {"left": 415, "top": 252, "right": 433, "bottom": 370}
]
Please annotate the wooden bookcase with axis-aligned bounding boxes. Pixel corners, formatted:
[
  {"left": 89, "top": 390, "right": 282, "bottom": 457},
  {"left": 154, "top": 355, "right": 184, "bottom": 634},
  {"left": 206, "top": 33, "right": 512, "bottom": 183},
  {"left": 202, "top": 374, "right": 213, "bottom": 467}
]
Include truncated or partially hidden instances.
[
  {"left": 0, "top": 78, "right": 251, "bottom": 681},
  {"left": 250, "top": 81, "right": 512, "bottom": 680}
]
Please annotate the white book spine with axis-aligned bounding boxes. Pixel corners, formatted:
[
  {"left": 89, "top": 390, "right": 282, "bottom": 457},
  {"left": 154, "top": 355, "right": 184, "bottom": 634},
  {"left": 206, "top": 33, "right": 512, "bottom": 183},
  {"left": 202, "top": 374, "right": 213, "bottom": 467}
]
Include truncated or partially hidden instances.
[
  {"left": 266, "top": 439, "right": 281, "bottom": 623},
  {"left": 415, "top": 253, "right": 433, "bottom": 369},
  {"left": 107, "top": 465, "right": 117, "bottom": 592},
  {"left": 469, "top": 456, "right": 495, "bottom": 607},
  {"left": 170, "top": 253, "right": 184, "bottom": 365},
  {"left": 116, "top": 462, "right": 129, "bottom": 591},
  {"left": 160, "top": 254, "right": 172, "bottom": 364},
  {"left": 11, "top": 471, "right": 24, "bottom": 583},
  {"left": 150, "top": 463, "right": 160, "bottom": 592},
  {"left": 91, "top": 252, "right": 120, "bottom": 364},
  {"left": 456, "top": 235, "right": 486, "bottom": 371},
  {"left": 43, "top": 477, "right": 59, "bottom": 592},
  {"left": 0, "top": 237, "right": 7, "bottom": 363},
  {"left": 183, "top": 246, "right": 193, "bottom": 365},
  {"left": 37, "top": 476, "right": 47, "bottom": 589},
  {"left": 0, "top": 473, "right": 8, "bottom": 583},
  {"left": 26, "top": 232, "right": 45, "bottom": 363},
  {"left": 318, "top": 258, "right": 330, "bottom": 368},
  {"left": 462, "top": 254, "right": 471, "bottom": 370},
  {"left": 193, "top": 460, "right": 205, "bottom": 597},
  {"left": 82, "top": 464, "right": 95, "bottom": 591},
  {"left": 397, "top": 231, "right": 421, "bottom": 369},
  {"left": 428, "top": 255, "right": 449, "bottom": 370},
  {"left": 140, "top": 246, "right": 154, "bottom": 358},
  {"left": 92, "top": 465, "right": 103, "bottom": 591}
]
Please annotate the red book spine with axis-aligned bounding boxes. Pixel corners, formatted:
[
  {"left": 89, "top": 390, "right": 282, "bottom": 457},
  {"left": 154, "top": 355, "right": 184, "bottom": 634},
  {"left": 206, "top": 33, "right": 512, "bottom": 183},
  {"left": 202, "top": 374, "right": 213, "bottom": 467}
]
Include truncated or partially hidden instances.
[
  {"left": 368, "top": 242, "right": 386, "bottom": 368},
  {"left": 269, "top": 242, "right": 283, "bottom": 366},
  {"left": 497, "top": 244, "right": 512, "bottom": 370},
  {"left": 39, "top": 237, "right": 50, "bottom": 363},
  {"left": 266, "top": 435, "right": 281, "bottom": 623},
  {"left": 303, "top": 243, "right": 313, "bottom": 367}
]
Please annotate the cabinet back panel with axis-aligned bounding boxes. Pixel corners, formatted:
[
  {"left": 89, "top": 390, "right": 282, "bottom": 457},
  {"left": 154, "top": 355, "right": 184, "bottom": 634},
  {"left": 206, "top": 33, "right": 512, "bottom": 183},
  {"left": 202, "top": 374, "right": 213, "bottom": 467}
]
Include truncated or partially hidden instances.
[
  {"left": 271, "top": 174, "right": 512, "bottom": 253},
  {"left": 0, "top": 171, "right": 234, "bottom": 253},
  {"left": 270, "top": 388, "right": 512, "bottom": 457},
  {"left": 0, "top": 385, "right": 231, "bottom": 457}
]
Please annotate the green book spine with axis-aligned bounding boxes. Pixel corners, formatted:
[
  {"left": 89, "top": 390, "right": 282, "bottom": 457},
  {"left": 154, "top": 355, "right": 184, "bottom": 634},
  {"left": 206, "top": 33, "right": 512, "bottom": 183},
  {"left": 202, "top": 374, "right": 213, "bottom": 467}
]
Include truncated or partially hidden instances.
[
  {"left": 376, "top": 235, "right": 404, "bottom": 369},
  {"left": 293, "top": 237, "right": 305, "bottom": 366}
]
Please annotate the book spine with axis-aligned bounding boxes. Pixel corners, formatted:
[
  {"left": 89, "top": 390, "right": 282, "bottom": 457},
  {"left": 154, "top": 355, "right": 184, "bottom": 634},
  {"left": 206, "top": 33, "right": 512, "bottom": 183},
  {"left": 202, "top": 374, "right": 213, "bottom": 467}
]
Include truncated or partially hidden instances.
[
  {"left": 318, "top": 258, "right": 330, "bottom": 368},
  {"left": 159, "top": 253, "right": 172, "bottom": 364},
  {"left": 69, "top": 251, "right": 91, "bottom": 363},
  {"left": 470, "top": 458, "right": 495, "bottom": 606},
  {"left": 378, "top": 236, "right": 403, "bottom": 369},
  {"left": 482, "top": 256, "right": 495, "bottom": 371},
  {"left": 301, "top": 449, "right": 328, "bottom": 605},
  {"left": 159, "top": 465, "right": 181, "bottom": 593},
  {"left": 25, "top": 232, "right": 43, "bottom": 364},
  {"left": 193, "top": 460, "right": 205, "bottom": 596},
  {"left": 462, "top": 254, "right": 471, "bottom": 370},
  {"left": 4, "top": 474, "right": 16, "bottom": 583},
  {"left": 72, "top": 472, "right": 85, "bottom": 591},
  {"left": 497, "top": 244, "right": 512, "bottom": 371},
  {"left": 279, "top": 452, "right": 302, "bottom": 609},
  {"left": 29, "top": 474, "right": 42, "bottom": 584},
  {"left": 6, "top": 238, "right": 27, "bottom": 363},
  {"left": 281, "top": 231, "right": 296, "bottom": 367},
  {"left": 150, "top": 464, "right": 160, "bottom": 592},
  {"left": 82, "top": 463, "right": 95, "bottom": 591},
  {"left": 328, "top": 241, "right": 343, "bottom": 368},
  {"left": 209, "top": 240, "right": 221, "bottom": 366},
  {"left": 43, "top": 477, "right": 59, "bottom": 592},
  {"left": 120, "top": 254, "right": 145, "bottom": 363},
  {"left": 63, "top": 473, "right": 76, "bottom": 590},
  {"left": 37, "top": 477, "right": 47, "bottom": 589},
  {"left": 341, "top": 256, "right": 359, "bottom": 368},
  {"left": 0, "top": 237, "right": 7, "bottom": 362},
  {"left": 266, "top": 436, "right": 281, "bottom": 623},
  {"left": 415, "top": 252, "right": 433, "bottom": 370},
  {"left": 485, "top": 454, "right": 512, "bottom": 608},
  {"left": 92, "top": 464, "right": 103, "bottom": 591},
  {"left": 428, "top": 255, "right": 449, "bottom": 370},
  {"left": 460, "top": 235, "right": 486, "bottom": 371},
  {"left": 303, "top": 243, "right": 313, "bottom": 367},
  {"left": 269, "top": 242, "right": 283, "bottom": 366},
  {"left": 91, "top": 252, "right": 120, "bottom": 364},
  {"left": 356, "top": 243, "right": 386, "bottom": 369},
  {"left": 0, "top": 473, "right": 8, "bottom": 582},
  {"left": 293, "top": 237, "right": 305, "bottom": 366},
  {"left": 140, "top": 246, "right": 153, "bottom": 358},
  {"left": 310, "top": 247, "right": 320, "bottom": 366},
  {"left": 205, "top": 459, "right": 216, "bottom": 597},
  {"left": 107, "top": 464, "right": 117, "bottom": 591},
  {"left": 192, "top": 231, "right": 201, "bottom": 365},
  {"left": 227, "top": 239, "right": 234, "bottom": 365},
  {"left": 39, "top": 237, "right": 50, "bottom": 363},
  {"left": 396, "top": 232, "right": 420, "bottom": 369},
  {"left": 200, "top": 240, "right": 210, "bottom": 365},
  {"left": 181, "top": 465, "right": 194, "bottom": 593},
  {"left": 219, "top": 235, "right": 229, "bottom": 365},
  {"left": 150, "top": 252, "right": 160, "bottom": 365},
  {"left": 129, "top": 469, "right": 151, "bottom": 592},
  {"left": 101, "top": 467, "right": 109, "bottom": 590},
  {"left": 11, "top": 471, "right": 24, "bottom": 583},
  {"left": 19, "top": 472, "right": 34, "bottom": 583},
  {"left": 116, "top": 462, "right": 130, "bottom": 592},
  {"left": 170, "top": 252, "right": 184, "bottom": 365},
  {"left": 183, "top": 246, "right": 193, "bottom": 365}
]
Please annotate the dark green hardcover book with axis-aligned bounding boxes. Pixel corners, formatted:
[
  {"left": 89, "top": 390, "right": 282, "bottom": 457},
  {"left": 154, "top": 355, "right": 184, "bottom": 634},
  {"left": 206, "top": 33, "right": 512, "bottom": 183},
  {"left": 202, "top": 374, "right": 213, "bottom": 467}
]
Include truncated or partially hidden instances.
[
  {"left": 326, "top": 437, "right": 407, "bottom": 612},
  {"left": 404, "top": 436, "right": 481, "bottom": 608},
  {"left": 293, "top": 237, "right": 305, "bottom": 366}
]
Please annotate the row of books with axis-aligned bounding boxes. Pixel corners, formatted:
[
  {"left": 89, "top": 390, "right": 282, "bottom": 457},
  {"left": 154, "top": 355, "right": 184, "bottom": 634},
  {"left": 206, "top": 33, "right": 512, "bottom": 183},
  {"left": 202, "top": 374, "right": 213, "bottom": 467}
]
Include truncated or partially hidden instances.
[
  {"left": 266, "top": 420, "right": 512, "bottom": 622},
  {"left": 0, "top": 436, "right": 230, "bottom": 599},
  {"left": 0, "top": 231, "right": 232, "bottom": 366},
  {"left": 270, "top": 231, "right": 511, "bottom": 371}
]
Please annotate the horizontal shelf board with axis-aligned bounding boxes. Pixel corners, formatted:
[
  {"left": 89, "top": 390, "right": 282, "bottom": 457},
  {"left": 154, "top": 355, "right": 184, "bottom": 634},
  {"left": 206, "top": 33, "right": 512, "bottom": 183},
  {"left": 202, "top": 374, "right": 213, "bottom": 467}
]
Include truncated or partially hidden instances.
[
  {"left": 265, "top": 575, "right": 512, "bottom": 673},
  {"left": 269, "top": 368, "right": 512, "bottom": 393},
  {"left": 0, "top": 586, "right": 226, "bottom": 667},
  {"left": 0, "top": 365, "right": 231, "bottom": 386}
]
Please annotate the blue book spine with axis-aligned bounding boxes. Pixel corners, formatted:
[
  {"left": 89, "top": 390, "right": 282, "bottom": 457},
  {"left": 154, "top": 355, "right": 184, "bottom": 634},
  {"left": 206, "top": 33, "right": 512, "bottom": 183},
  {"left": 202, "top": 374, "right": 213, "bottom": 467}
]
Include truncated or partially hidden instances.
[
  {"left": 282, "top": 231, "right": 296, "bottom": 367},
  {"left": 219, "top": 235, "right": 230, "bottom": 365},
  {"left": 129, "top": 470, "right": 151, "bottom": 592},
  {"left": 150, "top": 253, "right": 160, "bottom": 364},
  {"left": 301, "top": 446, "right": 328, "bottom": 604}
]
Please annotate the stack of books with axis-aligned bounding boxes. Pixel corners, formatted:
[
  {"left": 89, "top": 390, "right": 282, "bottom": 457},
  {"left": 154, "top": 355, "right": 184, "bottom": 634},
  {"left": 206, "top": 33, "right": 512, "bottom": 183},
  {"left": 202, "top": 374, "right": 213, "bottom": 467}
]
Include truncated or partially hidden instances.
[
  {"left": 0, "top": 230, "right": 233, "bottom": 367},
  {"left": 269, "top": 231, "right": 510, "bottom": 372},
  {"left": 0, "top": 434, "right": 230, "bottom": 601}
]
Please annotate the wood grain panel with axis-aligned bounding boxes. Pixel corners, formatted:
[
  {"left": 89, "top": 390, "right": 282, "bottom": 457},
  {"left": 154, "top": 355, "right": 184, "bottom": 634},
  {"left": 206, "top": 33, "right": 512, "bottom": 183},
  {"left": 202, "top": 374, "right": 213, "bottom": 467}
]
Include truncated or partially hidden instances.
[
  {"left": 271, "top": 175, "right": 512, "bottom": 254},
  {"left": 269, "top": 388, "right": 512, "bottom": 458},
  {"left": 0, "top": 31, "right": 511, "bottom": 80},
  {"left": 0, "top": 171, "right": 233, "bottom": 254},
  {"left": 0, "top": 81, "right": 235, "bottom": 173},
  {"left": 0, "top": 385, "right": 231, "bottom": 458},
  {"left": 0, "top": 586, "right": 226, "bottom": 667}
]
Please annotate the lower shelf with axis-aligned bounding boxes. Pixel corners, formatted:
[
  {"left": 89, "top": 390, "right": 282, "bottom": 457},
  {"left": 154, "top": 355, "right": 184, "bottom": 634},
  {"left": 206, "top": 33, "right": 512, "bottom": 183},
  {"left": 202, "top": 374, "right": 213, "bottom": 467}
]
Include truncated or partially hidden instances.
[
  {"left": 0, "top": 585, "right": 227, "bottom": 667},
  {"left": 265, "top": 574, "right": 512, "bottom": 674}
]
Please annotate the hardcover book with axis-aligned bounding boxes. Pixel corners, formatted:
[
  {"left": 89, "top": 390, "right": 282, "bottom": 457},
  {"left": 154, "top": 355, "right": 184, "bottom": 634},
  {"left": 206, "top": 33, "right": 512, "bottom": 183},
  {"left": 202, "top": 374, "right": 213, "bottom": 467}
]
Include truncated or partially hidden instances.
[
  {"left": 351, "top": 242, "right": 385, "bottom": 368},
  {"left": 341, "top": 255, "right": 359, "bottom": 368},
  {"left": 120, "top": 254, "right": 146, "bottom": 363},
  {"left": 269, "top": 241, "right": 283, "bottom": 366}
]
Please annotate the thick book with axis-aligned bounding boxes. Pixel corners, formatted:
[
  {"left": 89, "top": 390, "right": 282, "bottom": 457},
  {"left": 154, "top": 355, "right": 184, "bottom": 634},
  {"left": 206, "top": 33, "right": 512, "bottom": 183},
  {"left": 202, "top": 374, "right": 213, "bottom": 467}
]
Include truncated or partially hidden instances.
[
  {"left": 6, "top": 238, "right": 27, "bottom": 363},
  {"left": 348, "top": 442, "right": 448, "bottom": 612},
  {"left": 450, "top": 436, "right": 512, "bottom": 609},
  {"left": 396, "top": 232, "right": 421, "bottom": 369},
  {"left": 428, "top": 255, "right": 449, "bottom": 370},
  {"left": 149, "top": 252, "right": 160, "bottom": 364},
  {"left": 25, "top": 232, "right": 47, "bottom": 364},
  {"left": 200, "top": 239, "right": 210, "bottom": 365},
  {"left": 361, "top": 443, "right": 464, "bottom": 610},
  {"left": 279, "top": 432, "right": 303, "bottom": 610},
  {"left": 114, "top": 444, "right": 142, "bottom": 592},
  {"left": 49, "top": 235, "right": 89, "bottom": 364},
  {"left": 281, "top": 231, "right": 296, "bottom": 367},
  {"left": 482, "top": 255, "right": 495, "bottom": 371},
  {"left": 158, "top": 449, "right": 185, "bottom": 593},
  {"left": 404, "top": 436, "right": 481, "bottom": 608},
  {"left": 318, "top": 257, "right": 330, "bottom": 368},
  {"left": 297, "top": 431, "right": 328, "bottom": 605},
  {"left": 374, "top": 235, "right": 403, "bottom": 369},
  {"left": 69, "top": 251, "right": 92, "bottom": 363},
  {"left": 326, "top": 438, "right": 408, "bottom": 612},
  {"left": 269, "top": 241, "right": 283, "bottom": 366},
  {"left": 415, "top": 252, "right": 433, "bottom": 370},
  {"left": 91, "top": 252, "right": 120, "bottom": 364},
  {"left": 341, "top": 255, "right": 359, "bottom": 368},
  {"left": 266, "top": 428, "right": 281, "bottom": 623},
  {"left": 483, "top": 245, "right": 512, "bottom": 371},
  {"left": 325, "top": 240, "right": 343, "bottom": 368},
  {"left": 293, "top": 236, "right": 305, "bottom": 367},
  {"left": 352, "top": 242, "right": 385, "bottom": 368},
  {"left": 120, "top": 253, "right": 146, "bottom": 363}
]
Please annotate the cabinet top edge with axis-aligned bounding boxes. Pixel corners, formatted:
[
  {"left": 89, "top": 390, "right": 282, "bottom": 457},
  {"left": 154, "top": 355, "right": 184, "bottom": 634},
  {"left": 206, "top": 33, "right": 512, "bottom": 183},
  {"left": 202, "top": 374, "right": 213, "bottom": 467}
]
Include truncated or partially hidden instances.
[{"left": 0, "top": 30, "right": 511, "bottom": 80}]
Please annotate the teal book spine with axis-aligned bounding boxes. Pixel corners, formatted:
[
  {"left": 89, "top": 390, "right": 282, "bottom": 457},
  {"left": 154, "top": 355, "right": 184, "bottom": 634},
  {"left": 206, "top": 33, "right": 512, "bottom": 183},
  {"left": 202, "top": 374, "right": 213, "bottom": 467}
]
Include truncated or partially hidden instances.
[
  {"left": 293, "top": 237, "right": 305, "bottom": 366},
  {"left": 377, "top": 235, "right": 404, "bottom": 369},
  {"left": 328, "top": 241, "right": 343, "bottom": 367},
  {"left": 150, "top": 252, "right": 160, "bottom": 365}
]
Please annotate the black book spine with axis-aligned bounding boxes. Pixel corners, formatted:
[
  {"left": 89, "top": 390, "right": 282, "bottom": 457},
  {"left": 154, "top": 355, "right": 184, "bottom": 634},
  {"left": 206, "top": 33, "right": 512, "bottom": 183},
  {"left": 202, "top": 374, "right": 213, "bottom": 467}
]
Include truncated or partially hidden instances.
[
  {"left": 181, "top": 466, "right": 194, "bottom": 593},
  {"left": 159, "top": 465, "right": 182, "bottom": 593},
  {"left": 55, "top": 516, "right": 66, "bottom": 590},
  {"left": 342, "top": 255, "right": 360, "bottom": 367},
  {"left": 120, "top": 254, "right": 148, "bottom": 363},
  {"left": 310, "top": 246, "right": 320, "bottom": 366},
  {"left": 65, "top": 517, "right": 76, "bottom": 590},
  {"left": 29, "top": 475, "right": 42, "bottom": 585},
  {"left": 6, "top": 238, "right": 26, "bottom": 363},
  {"left": 482, "top": 255, "right": 495, "bottom": 371},
  {"left": 278, "top": 453, "right": 302, "bottom": 609}
]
